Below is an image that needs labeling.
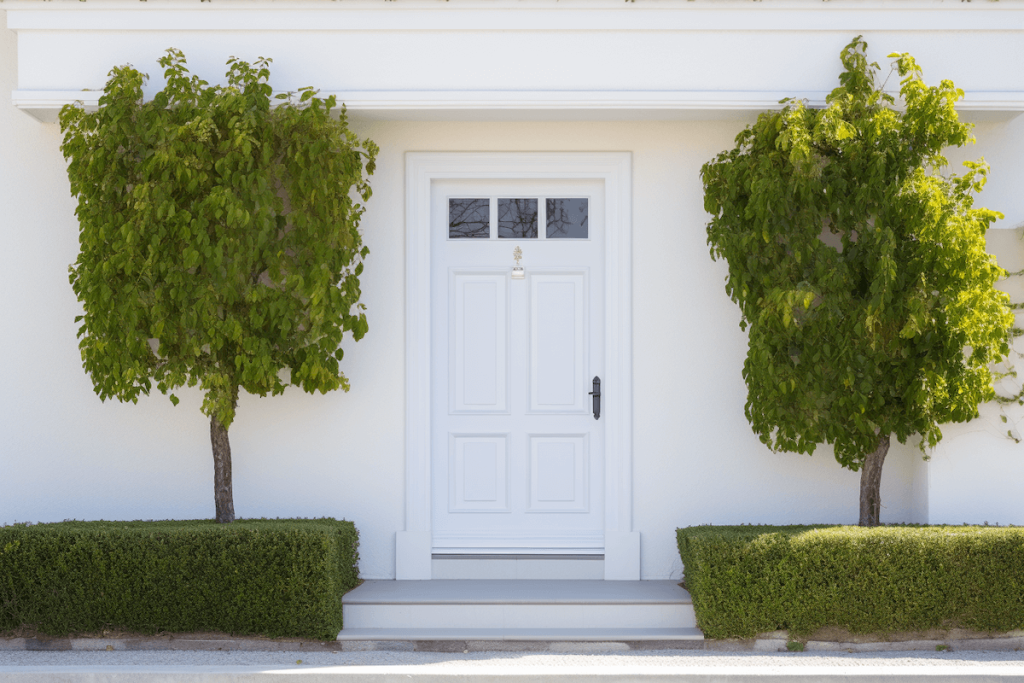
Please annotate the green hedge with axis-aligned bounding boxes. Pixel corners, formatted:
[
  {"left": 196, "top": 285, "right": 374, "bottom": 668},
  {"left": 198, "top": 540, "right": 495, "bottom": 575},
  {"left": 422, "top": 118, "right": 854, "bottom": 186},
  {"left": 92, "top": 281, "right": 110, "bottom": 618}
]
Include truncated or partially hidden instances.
[
  {"left": 0, "top": 518, "right": 358, "bottom": 640},
  {"left": 677, "top": 525, "right": 1024, "bottom": 639}
]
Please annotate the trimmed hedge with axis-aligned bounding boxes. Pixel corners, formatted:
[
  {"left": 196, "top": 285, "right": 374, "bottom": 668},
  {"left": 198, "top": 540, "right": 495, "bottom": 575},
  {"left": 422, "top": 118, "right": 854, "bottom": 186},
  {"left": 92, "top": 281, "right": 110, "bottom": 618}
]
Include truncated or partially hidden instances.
[
  {"left": 677, "top": 525, "right": 1024, "bottom": 639},
  {"left": 0, "top": 518, "right": 358, "bottom": 640}
]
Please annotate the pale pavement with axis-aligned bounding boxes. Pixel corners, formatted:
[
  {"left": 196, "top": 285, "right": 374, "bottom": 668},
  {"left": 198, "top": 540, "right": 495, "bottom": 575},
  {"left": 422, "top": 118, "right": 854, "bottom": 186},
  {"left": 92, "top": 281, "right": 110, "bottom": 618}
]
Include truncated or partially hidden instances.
[{"left": 2, "top": 647, "right": 1024, "bottom": 667}]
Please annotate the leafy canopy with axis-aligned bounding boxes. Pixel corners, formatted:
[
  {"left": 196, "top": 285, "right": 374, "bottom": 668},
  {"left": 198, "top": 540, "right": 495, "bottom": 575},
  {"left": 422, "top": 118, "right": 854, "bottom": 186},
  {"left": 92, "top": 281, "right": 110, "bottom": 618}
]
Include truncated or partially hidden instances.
[
  {"left": 60, "top": 49, "right": 378, "bottom": 428},
  {"left": 701, "top": 37, "right": 1013, "bottom": 470}
]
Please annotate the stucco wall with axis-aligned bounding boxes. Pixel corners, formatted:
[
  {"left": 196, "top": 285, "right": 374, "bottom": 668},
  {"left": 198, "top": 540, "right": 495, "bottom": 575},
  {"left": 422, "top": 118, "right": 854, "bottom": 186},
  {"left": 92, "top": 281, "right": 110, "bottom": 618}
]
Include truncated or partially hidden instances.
[
  {"left": 925, "top": 228, "right": 1024, "bottom": 528},
  {"left": 0, "top": 11, "right": 406, "bottom": 577},
  {"left": 3, "top": 10, "right": 1022, "bottom": 580}
]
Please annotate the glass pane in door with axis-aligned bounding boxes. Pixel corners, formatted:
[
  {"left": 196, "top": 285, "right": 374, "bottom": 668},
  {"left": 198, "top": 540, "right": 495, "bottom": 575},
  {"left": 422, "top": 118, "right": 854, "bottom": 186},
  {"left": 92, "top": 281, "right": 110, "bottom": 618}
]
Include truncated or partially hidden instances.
[
  {"left": 546, "top": 198, "right": 588, "bottom": 239},
  {"left": 498, "top": 198, "right": 538, "bottom": 238},
  {"left": 449, "top": 198, "right": 490, "bottom": 238}
]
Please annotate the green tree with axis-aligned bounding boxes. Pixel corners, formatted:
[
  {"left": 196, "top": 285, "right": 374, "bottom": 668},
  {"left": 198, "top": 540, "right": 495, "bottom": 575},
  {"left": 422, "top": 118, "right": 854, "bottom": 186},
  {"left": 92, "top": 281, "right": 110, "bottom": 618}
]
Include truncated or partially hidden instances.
[
  {"left": 60, "top": 50, "right": 378, "bottom": 523},
  {"left": 702, "top": 37, "right": 1013, "bottom": 526}
]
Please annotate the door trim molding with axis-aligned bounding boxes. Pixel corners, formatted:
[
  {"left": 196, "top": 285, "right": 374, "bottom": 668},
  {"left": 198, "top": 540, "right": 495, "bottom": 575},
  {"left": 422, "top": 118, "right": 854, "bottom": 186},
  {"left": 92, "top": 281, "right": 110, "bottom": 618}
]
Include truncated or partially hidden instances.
[{"left": 399, "top": 152, "right": 633, "bottom": 580}]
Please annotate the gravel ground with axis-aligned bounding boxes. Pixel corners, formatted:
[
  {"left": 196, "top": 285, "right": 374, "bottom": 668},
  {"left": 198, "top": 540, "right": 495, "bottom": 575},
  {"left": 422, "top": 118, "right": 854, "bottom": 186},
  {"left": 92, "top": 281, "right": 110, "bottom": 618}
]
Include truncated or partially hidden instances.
[{"left": 1, "top": 649, "right": 1024, "bottom": 669}]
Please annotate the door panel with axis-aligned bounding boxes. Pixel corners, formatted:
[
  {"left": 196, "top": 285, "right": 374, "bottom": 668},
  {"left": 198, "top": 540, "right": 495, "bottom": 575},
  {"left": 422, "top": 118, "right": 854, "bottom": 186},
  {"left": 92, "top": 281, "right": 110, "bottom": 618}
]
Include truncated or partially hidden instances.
[
  {"left": 528, "top": 434, "right": 588, "bottom": 512},
  {"left": 448, "top": 433, "right": 510, "bottom": 513},
  {"left": 449, "top": 271, "right": 509, "bottom": 414},
  {"left": 529, "top": 271, "right": 587, "bottom": 414}
]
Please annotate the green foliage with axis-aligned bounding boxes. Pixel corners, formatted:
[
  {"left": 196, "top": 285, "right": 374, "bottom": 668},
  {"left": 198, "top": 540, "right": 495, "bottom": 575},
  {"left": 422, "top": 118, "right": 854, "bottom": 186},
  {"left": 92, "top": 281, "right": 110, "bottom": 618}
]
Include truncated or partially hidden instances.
[
  {"left": 0, "top": 519, "right": 359, "bottom": 639},
  {"left": 677, "top": 525, "right": 1024, "bottom": 639},
  {"left": 702, "top": 37, "right": 1013, "bottom": 471},
  {"left": 60, "top": 49, "right": 378, "bottom": 428}
]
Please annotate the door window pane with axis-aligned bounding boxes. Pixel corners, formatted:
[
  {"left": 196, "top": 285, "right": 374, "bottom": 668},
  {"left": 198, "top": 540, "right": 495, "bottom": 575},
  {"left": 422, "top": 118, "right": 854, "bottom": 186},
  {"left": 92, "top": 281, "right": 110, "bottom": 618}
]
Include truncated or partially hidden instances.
[
  {"left": 449, "top": 198, "right": 490, "bottom": 239},
  {"left": 546, "top": 198, "right": 589, "bottom": 239},
  {"left": 498, "top": 198, "right": 538, "bottom": 239}
]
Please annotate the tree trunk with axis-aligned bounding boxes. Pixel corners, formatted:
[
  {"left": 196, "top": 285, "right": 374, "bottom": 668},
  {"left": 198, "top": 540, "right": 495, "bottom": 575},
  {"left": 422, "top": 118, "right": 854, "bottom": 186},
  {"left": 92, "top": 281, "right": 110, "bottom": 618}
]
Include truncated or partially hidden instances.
[
  {"left": 858, "top": 434, "right": 890, "bottom": 527},
  {"left": 210, "top": 415, "right": 236, "bottom": 524}
]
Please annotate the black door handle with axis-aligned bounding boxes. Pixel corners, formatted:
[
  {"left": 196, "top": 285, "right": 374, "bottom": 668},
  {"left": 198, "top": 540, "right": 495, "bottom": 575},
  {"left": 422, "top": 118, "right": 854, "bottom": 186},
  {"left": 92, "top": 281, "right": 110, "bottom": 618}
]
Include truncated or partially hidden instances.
[{"left": 588, "top": 376, "right": 601, "bottom": 420}]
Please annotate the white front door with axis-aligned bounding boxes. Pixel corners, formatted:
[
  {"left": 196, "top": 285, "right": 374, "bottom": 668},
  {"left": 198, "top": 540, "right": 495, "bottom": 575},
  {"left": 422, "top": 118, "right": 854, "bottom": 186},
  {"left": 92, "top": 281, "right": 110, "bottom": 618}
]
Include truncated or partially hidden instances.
[{"left": 430, "top": 178, "right": 605, "bottom": 555}]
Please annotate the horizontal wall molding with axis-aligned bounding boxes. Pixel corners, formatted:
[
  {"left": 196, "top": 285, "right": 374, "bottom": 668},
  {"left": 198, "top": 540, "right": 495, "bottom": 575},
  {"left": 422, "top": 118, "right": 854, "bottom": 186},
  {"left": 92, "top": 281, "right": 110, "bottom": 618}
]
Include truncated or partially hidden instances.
[
  {"left": 8, "top": 2, "right": 1024, "bottom": 32},
  {"left": 15, "top": 89, "right": 1024, "bottom": 124},
  {"left": 11, "top": 2, "right": 1024, "bottom": 121}
]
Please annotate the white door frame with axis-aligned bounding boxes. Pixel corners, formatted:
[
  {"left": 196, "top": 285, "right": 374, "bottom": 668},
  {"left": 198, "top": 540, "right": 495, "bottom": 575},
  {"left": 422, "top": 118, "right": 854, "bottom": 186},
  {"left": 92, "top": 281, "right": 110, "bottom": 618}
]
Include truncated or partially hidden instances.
[{"left": 397, "top": 152, "right": 637, "bottom": 580}]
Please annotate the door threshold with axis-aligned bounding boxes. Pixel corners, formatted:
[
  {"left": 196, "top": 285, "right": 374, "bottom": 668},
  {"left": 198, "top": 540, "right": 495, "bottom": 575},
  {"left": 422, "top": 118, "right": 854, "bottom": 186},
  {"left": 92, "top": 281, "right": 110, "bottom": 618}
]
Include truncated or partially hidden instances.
[{"left": 432, "top": 553, "right": 604, "bottom": 561}]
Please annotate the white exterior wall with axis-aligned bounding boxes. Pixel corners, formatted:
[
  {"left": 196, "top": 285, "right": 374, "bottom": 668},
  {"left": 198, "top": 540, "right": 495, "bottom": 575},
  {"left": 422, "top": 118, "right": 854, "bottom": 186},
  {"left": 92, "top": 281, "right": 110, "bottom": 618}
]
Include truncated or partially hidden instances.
[
  {"left": 925, "top": 228, "right": 1024, "bottom": 528},
  {"left": 2, "top": 3, "right": 1023, "bottom": 580},
  {"left": 0, "top": 11, "right": 407, "bottom": 579}
]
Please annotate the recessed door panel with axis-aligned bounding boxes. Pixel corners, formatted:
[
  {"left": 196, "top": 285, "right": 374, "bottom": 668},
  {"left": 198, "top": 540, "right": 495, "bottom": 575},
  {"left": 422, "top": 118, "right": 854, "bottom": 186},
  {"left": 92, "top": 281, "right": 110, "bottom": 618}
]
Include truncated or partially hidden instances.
[
  {"left": 449, "top": 433, "right": 510, "bottom": 513},
  {"left": 450, "top": 271, "right": 509, "bottom": 414},
  {"left": 528, "top": 434, "right": 588, "bottom": 512},
  {"left": 529, "top": 271, "right": 587, "bottom": 414}
]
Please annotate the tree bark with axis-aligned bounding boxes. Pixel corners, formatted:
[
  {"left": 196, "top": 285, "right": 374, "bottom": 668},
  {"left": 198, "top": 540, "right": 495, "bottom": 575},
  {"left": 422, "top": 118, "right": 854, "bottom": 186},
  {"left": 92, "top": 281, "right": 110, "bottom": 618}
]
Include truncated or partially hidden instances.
[
  {"left": 858, "top": 433, "right": 890, "bottom": 527},
  {"left": 210, "top": 414, "right": 236, "bottom": 524}
]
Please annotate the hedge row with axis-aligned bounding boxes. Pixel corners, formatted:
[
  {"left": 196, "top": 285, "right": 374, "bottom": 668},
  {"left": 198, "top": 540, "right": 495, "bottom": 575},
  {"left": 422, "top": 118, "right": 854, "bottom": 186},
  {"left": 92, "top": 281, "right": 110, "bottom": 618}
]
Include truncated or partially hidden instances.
[
  {"left": 677, "top": 525, "right": 1024, "bottom": 639},
  {"left": 0, "top": 518, "right": 359, "bottom": 640}
]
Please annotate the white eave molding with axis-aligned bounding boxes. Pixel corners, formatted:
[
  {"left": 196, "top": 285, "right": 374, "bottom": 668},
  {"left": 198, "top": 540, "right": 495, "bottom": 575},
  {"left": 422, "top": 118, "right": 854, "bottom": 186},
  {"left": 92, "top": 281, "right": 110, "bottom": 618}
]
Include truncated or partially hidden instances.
[
  {"left": 15, "top": 89, "right": 1024, "bottom": 125},
  {"left": 7, "top": 0, "right": 1024, "bottom": 32},
  {"left": 10, "top": 0, "right": 1024, "bottom": 123}
]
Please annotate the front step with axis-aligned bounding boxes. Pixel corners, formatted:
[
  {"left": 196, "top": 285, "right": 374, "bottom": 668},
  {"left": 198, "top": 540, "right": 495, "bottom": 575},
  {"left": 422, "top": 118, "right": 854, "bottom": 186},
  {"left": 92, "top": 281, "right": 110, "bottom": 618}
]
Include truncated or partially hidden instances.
[
  {"left": 432, "top": 554, "right": 604, "bottom": 580},
  {"left": 336, "top": 627, "right": 704, "bottom": 642},
  {"left": 340, "top": 580, "right": 701, "bottom": 642}
]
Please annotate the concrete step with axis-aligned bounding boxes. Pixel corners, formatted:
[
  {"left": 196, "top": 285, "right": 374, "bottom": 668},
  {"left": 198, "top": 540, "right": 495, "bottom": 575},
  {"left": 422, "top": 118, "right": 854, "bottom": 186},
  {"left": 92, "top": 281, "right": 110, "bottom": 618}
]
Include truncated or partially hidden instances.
[
  {"left": 335, "top": 627, "right": 705, "bottom": 642},
  {"left": 341, "top": 580, "right": 698, "bottom": 633},
  {"left": 432, "top": 554, "right": 604, "bottom": 580}
]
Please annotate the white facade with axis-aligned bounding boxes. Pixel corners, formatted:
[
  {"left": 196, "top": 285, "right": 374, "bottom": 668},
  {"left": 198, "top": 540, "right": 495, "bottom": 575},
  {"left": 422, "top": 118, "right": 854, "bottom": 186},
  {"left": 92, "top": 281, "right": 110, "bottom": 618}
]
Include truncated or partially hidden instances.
[{"left": 2, "top": 1, "right": 1023, "bottom": 581}]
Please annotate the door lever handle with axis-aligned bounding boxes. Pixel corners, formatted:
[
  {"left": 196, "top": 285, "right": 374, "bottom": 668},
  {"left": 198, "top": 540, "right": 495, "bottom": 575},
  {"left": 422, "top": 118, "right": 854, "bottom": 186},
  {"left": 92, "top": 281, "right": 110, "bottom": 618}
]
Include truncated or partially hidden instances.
[{"left": 588, "top": 376, "right": 601, "bottom": 420}]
